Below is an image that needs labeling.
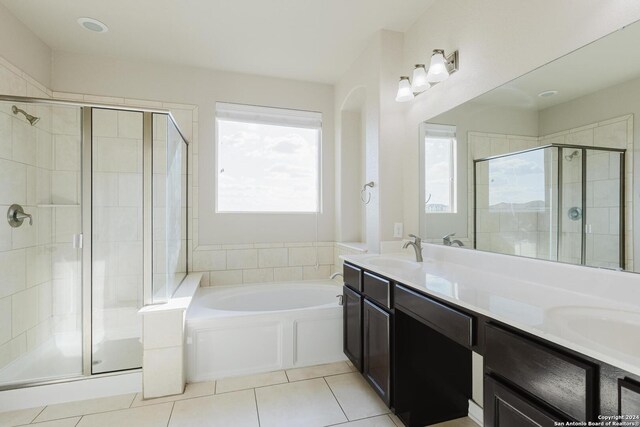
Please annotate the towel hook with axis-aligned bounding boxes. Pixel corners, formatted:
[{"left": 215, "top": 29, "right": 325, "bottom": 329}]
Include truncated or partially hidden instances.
[{"left": 360, "top": 182, "right": 374, "bottom": 205}]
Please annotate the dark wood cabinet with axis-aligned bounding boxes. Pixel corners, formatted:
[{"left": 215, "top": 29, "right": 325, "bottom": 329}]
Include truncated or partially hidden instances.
[
  {"left": 344, "top": 263, "right": 362, "bottom": 292},
  {"left": 342, "top": 261, "right": 640, "bottom": 427},
  {"left": 343, "top": 264, "right": 393, "bottom": 407},
  {"left": 395, "top": 284, "right": 474, "bottom": 348},
  {"left": 343, "top": 285, "right": 363, "bottom": 371},
  {"left": 363, "top": 298, "right": 392, "bottom": 406},
  {"left": 484, "top": 375, "right": 563, "bottom": 427},
  {"left": 485, "top": 324, "right": 595, "bottom": 421},
  {"left": 363, "top": 272, "right": 391, "bottom": 308},
  {"left": 619, "top": 378, "right": 640, "bottom": 421}
]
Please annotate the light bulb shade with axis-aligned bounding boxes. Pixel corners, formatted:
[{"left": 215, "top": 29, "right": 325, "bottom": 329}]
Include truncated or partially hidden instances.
[
  {"left": 426, "top": 50, "right": 449, "bottom": 83},
  {"left": 395, "top": 77, "right": 414, "bottom": 102},
  {"left": 411, "top": 64, "right": 429, "bottom": 93}
]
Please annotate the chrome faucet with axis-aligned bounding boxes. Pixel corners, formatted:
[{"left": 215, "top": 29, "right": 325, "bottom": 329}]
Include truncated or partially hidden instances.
[
  {"left": 330, "top": 272, "right": 344, "bottom": 280},
  {"left": 443, "top": 233, "right": 464, "bottom": 247},
  {"left": 402, "top": 234, "right": 423, "bottom": 262}
]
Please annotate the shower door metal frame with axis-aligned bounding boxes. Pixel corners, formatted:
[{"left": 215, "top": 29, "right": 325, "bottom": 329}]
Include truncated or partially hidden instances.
[
  {"left": 473, "top": 142, "right": 626, "bottom": 269},
  {"left": 0, "top": 94, "right": 190, "bottom": 390},
  {"left": 81, "top": 107, "right": 93, "bottom": 375}
]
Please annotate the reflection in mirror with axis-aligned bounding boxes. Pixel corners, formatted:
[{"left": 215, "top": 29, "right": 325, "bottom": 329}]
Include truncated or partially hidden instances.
[
  {"left": 474, "top": 145, "right": 625, "bottom": 269},
  {"left": 419, "top": 19, "right": 638, "bottom": 272}
]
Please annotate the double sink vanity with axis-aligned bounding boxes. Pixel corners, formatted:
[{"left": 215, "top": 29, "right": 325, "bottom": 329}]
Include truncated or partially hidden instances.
[{"left": 340, "top": 248, "right": 640, "bottom": 427}]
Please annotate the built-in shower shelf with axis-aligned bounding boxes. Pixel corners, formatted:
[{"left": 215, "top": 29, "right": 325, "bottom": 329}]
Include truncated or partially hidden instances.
[{"left": 37, "top": 204, "right": 80, "bottom": 208}]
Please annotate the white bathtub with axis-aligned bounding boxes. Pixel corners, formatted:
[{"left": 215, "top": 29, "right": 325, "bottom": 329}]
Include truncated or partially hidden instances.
[{"left": 186, "top": 280, "right": 345, "bottom": 381}]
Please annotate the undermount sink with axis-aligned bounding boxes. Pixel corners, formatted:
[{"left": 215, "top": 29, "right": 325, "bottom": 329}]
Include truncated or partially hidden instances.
[
  {"left": 367, "top": 257, "right": 421, "bottom": 270},
  {"left": 546, "top": 306, "right": 640, "bottom": 355}
]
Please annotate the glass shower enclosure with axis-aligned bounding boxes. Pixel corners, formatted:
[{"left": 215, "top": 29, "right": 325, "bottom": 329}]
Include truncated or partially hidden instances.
[
  {"left": 474, "top": 144, "right": 625, "bottom": 269},
  {"left": 0, "top": 96, "right": 188, "bottom": 388}
]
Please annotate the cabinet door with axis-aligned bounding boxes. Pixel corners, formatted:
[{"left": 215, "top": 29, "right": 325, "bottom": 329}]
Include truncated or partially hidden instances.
[
  {"left": 484, "top": 376, "right": 564, "bottom": 427},
  {"left": 363, "top": 298, "right": 391, "bottom": 407},
  {"left": 343, "top": 285, "right": 362, "bottom": 371}
]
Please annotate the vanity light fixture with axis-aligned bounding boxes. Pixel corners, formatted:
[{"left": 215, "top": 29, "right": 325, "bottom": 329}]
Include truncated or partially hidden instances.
[
  {"left": 411, "top": 64, "right": 430, "bottom": 93},
  {"left": 396, "top": 49, "right": 459, "bottom": 103},
  {"left": 395, "top": 76, "right": 415, "bottom": 102}
]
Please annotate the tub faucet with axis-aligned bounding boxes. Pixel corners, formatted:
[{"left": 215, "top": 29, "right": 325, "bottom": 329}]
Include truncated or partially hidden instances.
[
  {"left": 330, "top": 272, "right": 344, "bottom": 280},
  {"left": 443, "top": 233, "right": 464, "bottom": 247},
  {"left": 402, "top": 234, "right": 423, "bottom": 262}
]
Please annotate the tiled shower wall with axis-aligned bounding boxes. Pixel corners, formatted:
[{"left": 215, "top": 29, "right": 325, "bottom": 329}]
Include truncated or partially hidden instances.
[
  {"left": 0, "top": 55, "right": 85, "bottom": 373},
  {"left": 468, "top": 114, "right": 634, "bottom": 270},
  {"left": 0, "top": 99, "right": 56, "bottom": 371},
  {"left": 91, "top": 108, "right": 144, "bottom": 342}
]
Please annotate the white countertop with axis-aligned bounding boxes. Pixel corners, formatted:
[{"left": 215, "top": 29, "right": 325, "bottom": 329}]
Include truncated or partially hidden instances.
[{"left": 342, "top": 248, "right": 640, "bottom": 377}]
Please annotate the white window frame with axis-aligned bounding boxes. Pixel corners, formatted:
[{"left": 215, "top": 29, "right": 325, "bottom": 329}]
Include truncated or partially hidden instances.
[
  {"left": 214, "top": 102, "right": 323, "bottom": 214},
  {"left": 421, "top": 123, "right": 457, "bottom": 214}
]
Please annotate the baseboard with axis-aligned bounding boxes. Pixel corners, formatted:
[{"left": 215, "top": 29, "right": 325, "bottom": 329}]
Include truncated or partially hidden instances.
[{"left": 468, "top": 399, "right": 484, "bottom": 426}]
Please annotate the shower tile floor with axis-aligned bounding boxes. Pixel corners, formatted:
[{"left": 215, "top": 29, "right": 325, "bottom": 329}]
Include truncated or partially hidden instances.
[{"left": 0, "top": 361, "right": 477, "bottom": 427}]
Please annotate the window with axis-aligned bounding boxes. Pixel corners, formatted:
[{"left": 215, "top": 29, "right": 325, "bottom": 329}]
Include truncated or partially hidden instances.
[
  {"left": 215, "top": 103, "right": 322, "bottom": 213},
  {"left": 487, "top": 148, "right": 546, "bottom": 212},
  {"left": 424, "top": 124, "right": 457, "bottom": 213}
]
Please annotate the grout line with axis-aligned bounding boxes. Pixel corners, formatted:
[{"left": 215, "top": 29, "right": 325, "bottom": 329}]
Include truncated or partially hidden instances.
[
  {"left": 31, "top": 400, "right": 172, "bottom": 424},
  {"left": 30, "top": 406, "right": 47, "bottom": 423},
  {"left": 166, "top": 401, "right": 175, "bottom": 427},
  {"left": 126, "top": 393, "right": 137, "bottom": 408},
  {"left": 284, "top": 370, "right": 290, "bottom": 382},
  {"left": 213, "top": 378, "right": 289, "bottom": 395},
  {"left": 213, "top": 380, "right": 217, "bottom": 395},
  {"left": 323, "top": 414, "right": 391, "bottom": 427},
  {"left": 253, "top": 388, "right": 261, "bottom": 427},
  {"left": 74, "top": 415, "right": 82, "bottom": 426},
  {"left": 323, "top": 376, "right": 348, "bottom": 422}
]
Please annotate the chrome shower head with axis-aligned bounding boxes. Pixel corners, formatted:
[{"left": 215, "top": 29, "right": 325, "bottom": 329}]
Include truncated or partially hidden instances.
[
  {"left": 564, "top": 150, "right": 580, "bottom": 161},
  {"left": 12, "top": 105, "right": 40, "bottom": 126}
]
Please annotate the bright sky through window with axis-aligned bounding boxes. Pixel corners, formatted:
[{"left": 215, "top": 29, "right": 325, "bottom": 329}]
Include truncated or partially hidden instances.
[
  {"left": 216, "top": 119, "right": 320, "bottom": 213},
  {"left": 488, "top": 149, "right": 546, "bottom": 211},
  {"left": 424, "top": 132, "right": 456, "bottom": 213}
]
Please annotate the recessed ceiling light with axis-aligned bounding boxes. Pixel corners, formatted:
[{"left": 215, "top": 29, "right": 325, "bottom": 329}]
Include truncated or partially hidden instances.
[
  {"left": 77, "top": 17, "right": 108, "bottom": 33},
  {"left": 538, "top": 90, "right": 558, "bottom": 98}
]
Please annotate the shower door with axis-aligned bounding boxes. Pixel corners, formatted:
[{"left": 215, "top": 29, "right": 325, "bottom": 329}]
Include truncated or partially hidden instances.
[
  {"left": 90, "top": 108, "right": 143, "bottom": 373},
  {"left": 558, "top": 147, "right": 584, "bottom": 266},
  {"left": 0, "top": 100, "right": 83, "bottom": 386},
  {"left": 584, "top": 149, "right": 624, "bottom": 269},
  {"left": 0, "top": 97, "right": 188, "bottom": 388}
]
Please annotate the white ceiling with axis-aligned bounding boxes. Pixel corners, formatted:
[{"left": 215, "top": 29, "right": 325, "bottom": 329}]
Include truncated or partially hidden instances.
[
  {"left": 1, "top": 0, "right": 434, "bottom": 84},
  {"left": 473, "top": 20, "right": 640, "bottom": 111}
]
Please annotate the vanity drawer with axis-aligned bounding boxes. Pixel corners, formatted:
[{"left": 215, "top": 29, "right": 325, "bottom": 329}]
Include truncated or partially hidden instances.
[
  {"left": 394, "top": 284, "right": 473, "bottom": 348},
  {"left": 619, "top": 378, "right": 640, "bottom": 417},
  {"left": 485, "top": 324, "right": 595, "bottom": 421},
  {"left": 363, "top": 272, "right": 391, "bottom": 309},
  {"left": 344, "top": 263, "right": 362, "bottom": 292}
]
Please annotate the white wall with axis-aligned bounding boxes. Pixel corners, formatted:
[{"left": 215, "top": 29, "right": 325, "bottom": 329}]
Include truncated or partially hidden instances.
[
  {"left": 0, "top": 2, "right": 51, "bottom": 89},
  {"left": 401, "top": 0, "right": 640, "bottom": 235},
  {"left": 335, "top": 32, "right": 383, "bottom": 252},
  {"left": 51, "top": 51, "right": 335, "bottom": 245},
  {"left": 334, "top": 30, "right": 406, "bottom": 251}
]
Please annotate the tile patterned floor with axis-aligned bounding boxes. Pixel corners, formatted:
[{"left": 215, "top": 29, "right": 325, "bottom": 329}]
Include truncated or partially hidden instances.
[{"left": 0, "top": 361, "right": 478, "bottom": 427}]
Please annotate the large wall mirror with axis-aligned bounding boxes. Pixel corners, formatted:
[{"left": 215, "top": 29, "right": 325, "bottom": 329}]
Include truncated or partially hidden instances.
[{"left": 419, "top": 20, "right": 639, "bottom": 273}]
